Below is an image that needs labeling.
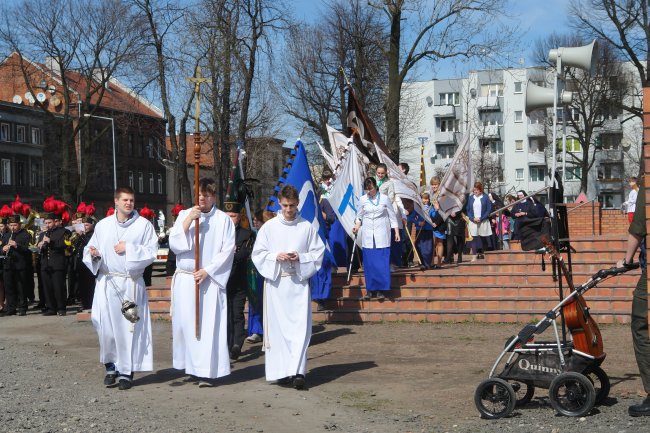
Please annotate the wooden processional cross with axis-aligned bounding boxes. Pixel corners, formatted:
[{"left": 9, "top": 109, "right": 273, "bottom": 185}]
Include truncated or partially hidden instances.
[{"left": 186, "top": 66, "right": 210, "bottom": 340}]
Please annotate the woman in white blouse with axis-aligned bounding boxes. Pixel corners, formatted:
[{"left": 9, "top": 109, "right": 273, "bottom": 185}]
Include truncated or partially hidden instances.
[{"left": 352, "top": 177, "right": 400, "bottom": 300}]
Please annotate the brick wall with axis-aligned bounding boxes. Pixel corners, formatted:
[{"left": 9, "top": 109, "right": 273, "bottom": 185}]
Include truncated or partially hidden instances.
[
  {"left": 642, "top": 87, "right": 650, "bottom": 330},
  {"left": 565, "top": 202, "right": 629, "bottom": 237}
]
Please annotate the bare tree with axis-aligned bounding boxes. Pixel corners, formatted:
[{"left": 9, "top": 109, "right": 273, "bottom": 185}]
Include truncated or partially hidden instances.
[
  {"left": 569, "top": 0, "right": 649, "bottom": 113},
  {"left": 133, "top": 0, "right": 194, "bottom": 206},
  {"left": 0, "top": 0, "right": 146, "bottom": 203},
  {"left": 369, "top": 0, "right": 515, "bottom": 158}
]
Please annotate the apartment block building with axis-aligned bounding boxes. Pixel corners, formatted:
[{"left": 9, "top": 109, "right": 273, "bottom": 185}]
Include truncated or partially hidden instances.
[{"left": 400, "top": 65, "right": 642, "bottom": 208}]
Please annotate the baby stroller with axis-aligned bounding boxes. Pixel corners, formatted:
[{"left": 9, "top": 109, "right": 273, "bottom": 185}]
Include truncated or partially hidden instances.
[{"left": 474, "top": 262, "right": 639, "bottom": 419}]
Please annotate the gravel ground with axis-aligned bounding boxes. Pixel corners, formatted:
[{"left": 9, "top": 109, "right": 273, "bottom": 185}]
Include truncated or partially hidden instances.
[{"left": 0, "top": 310, "right": 649, "bottom": 433}]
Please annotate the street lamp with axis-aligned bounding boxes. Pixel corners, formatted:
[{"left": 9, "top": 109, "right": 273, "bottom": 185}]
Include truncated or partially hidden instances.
[{"left": 84, "top": 113, "right": 117, "bottom": 190}]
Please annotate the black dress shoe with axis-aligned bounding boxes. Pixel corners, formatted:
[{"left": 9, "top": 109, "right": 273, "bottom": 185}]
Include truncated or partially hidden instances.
[
  {"left": 293, "top": 374, "right": 306, "bottom": 390},
  {"left": 57, "top": 311, "right": 67, "bottom": 316},
  {"left": 104, "top": 372, "right": 118, "bottom": 386},
  {"left": 18, "top": 310, "right": 27, "bottom": 316},
  {"left": 42, "top": 310, "right": 56, "bottom": 316},
  {"left": 0, "top": 310, "right": 17, "bottom": 317},
  {"left": 276, "top": 376, "right": 292, "bottom": 385},
  {"left": 118, "top": 378, "right": 132, "bottom": 390},
  {"left": 230, "top": 344, "right": 241, "bottom": 360},
  {"left": 629, "top": 396, "right": 650, "bottom": 417}
]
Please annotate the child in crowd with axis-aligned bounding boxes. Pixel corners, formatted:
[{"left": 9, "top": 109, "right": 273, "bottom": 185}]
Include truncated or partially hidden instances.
[
  {"left": 429, "top": 178, "right": 447, "bottom": 269},
  {"left": 409, "top": 192, "right": 434, "bottom": 269}
]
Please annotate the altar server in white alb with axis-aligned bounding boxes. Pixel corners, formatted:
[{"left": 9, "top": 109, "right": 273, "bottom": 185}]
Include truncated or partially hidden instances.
[
  {"left": 169, "top": 178, "right": 235, "bottom": 387},
  {"left": 252, "top": 185, "right": 325, "bottom": 390},
  {"left": 83, "top": 187, "right": 158, "bottom": 390}
]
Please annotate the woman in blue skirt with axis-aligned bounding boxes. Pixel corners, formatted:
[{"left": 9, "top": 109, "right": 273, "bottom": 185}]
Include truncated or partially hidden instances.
[{"left": 352, "top": 177, "right": 399, "bottom": 300}]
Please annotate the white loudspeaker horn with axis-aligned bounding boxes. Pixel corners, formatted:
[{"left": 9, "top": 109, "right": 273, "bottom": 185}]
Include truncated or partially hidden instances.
[
  {"left": 548, "top": 39, "right": 599, "bottom": 76},
  {"left": 525, "top": 81, "right": 573, "bottom": 115}
]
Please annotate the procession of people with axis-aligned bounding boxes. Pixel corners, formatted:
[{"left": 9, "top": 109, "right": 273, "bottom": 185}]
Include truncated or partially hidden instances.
[{"left": 0, "top": 158, "right": 647, "bottom": 417}]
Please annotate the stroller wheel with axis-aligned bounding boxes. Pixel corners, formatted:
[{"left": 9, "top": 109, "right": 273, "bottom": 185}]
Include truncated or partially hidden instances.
[
  {"left": 474, "top": 378, "right": 516, "bottom": 419},
  {"left": 549, "top": 372, "right": 596, "bottom": 417},
  {"left": 585, "top": 366, "right": 610, "bottom": 405},
  {"left": 509, "top": 380, "right": 535, "bottom": 407}
]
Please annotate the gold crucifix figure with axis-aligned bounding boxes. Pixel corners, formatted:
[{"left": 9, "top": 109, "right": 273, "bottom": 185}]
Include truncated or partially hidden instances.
[
  {"left": 186, "top": 65, "right": 211, "bottom": 133},
  {"left": 185, "top": 64, "right": 211, "bottom": 340}
]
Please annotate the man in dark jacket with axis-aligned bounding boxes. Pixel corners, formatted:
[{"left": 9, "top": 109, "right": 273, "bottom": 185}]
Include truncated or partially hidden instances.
[
  {"left": 0, "top": 215, "right": 32, "bottom": 316},
  {"left": 224, "top": 202, "right": 255, "bottom": 360},
  {"left": 38, "top": 213, "right": 70, "bottom": 316}
]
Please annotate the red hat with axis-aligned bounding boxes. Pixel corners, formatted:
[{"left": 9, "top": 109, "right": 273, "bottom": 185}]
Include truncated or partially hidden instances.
[
  {"left": 43, "top": 196, "right": 56, "bottom": 212},
  {"left": 171, "top": 203, "right": 185, "bottom": 218},
  {"left": 75, "top": 202, "right": 87, "bottom": 218},
  {"left": 20, "top": 203, "right": 31, "bottom": 217},
  {"left": 11, "top": 195, "right": 24, "bottom": 215},
  {"left": 85, "top": 202, "right": 96, "bottom": 216},
  {"left": 0, "top": 205, "right": 13, "bottom": 218},
  {"left": 61, "top": 210, "right": 71, "bottom": 225},
  {"left": 139, "top": 205, "right": 155, "bottom": 220}
]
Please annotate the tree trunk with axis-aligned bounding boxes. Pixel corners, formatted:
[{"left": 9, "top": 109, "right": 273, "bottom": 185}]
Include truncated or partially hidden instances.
[{"left": 384, "top": 5, "right": 402, "bottom": 159}]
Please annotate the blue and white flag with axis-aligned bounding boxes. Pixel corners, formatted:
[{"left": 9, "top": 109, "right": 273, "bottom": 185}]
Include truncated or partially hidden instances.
[
  {"left": 328, "top": 142, "right": 364, "bottom": 247},
  {"left": 267, "top": 140, "right": 333, "bottom": 261}
]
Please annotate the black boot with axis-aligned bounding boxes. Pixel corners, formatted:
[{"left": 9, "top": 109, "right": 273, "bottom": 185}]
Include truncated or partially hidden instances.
[{"left": 629, "top": 396, "right": 650, "bottom": 417}]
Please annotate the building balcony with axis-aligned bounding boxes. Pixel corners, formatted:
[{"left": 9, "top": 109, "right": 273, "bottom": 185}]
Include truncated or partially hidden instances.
[
  {"left": 598, "top": 178, "right": 624, "bottom": 191},
  {"left": 431, "top": 105, "right": 456, "bottom": 117},
  {"left": 599, "top": 148, "right": 623, "bottom": 162},
  {"left": 527, "top": 152, "right": 546, "bottom": 165},
  {"left": 527, "top": 123, "right": 546, "bottom": 137},
  {"left": 478, "top": 124, "right": 501, "bottom": 139},
  {"left": 435, "top": 131, "right": 459, "bottom": 144},
  {"left": 476, "top": 96, "right": 500, "bottom": 111},
  {"left": 600, "top": 118, "right": 622, "bottom": 132}
]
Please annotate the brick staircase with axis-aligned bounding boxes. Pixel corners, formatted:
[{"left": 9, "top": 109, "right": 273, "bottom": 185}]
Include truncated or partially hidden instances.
[
  {"left": 315, "top": 235, "right": 640, "bottom": 324},
  {"left": 76, "top": 235, "right": 640, "bottom": 324}
]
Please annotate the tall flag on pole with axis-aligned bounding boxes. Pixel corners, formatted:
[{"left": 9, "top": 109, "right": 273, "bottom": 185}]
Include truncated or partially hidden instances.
[
  {"left": 435, "top": 132, "right": 472, "bottom": 219},
  {"left": 316, "top": 141, "right": 337, "bottom": 173},
  {"left": 327, "top": 143, "right": 365, "bottom": 246},
  {"left": 373, "top": 143, "right": 434, "bottom": 226},
  {"left": 346, "top": 83, "right": 391, "bottom": 163},
  {"left": 266, "top": 140, "right": 334, "bottom": 262}
]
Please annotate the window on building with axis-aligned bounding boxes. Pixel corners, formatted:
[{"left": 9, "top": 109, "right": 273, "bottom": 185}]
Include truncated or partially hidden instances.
[
  {"left": 1, "top": 123, "right": 9, "bottom": 141},
  {"left": 437, "top": 143, "right": 456, "bottom": 159},
  {"left": 439, "top": 92, "right": 460, "bottom": 106},
  {"left": 440, "top": 118, "right": 460, "bottom": 132},
  {"left": 480, "top": 112, "right": 502, "bottom": 126},
  {"left": 15, "top": 161, "right": 25, "bottom": 187},
  {"left": 480, "top": 83, "right": 504, "bottom": 97},
  {"left": 128, "top": 170, "right": 134, "bottom": 188},
  {"left": 515, "top": 168, "right": 524, "bottom": 181},
  {"left": 514, "top": 111, "right": 523, "bottom": 122},
  {"left": 149, "top": 172, "right": 154, "bottom": 192},
  {"left": 484, "top": 141, "right": 503, "bottom": 155},
  {"left": 528, "top": 111, "right": 545, "bottom": 124},
  {"left": 157, "top": 173, "right": 163, "bottom": 194},
  {"left": 515, "top": 140, "right": 524, "bottom": 151},
  {"left": 1, "top": 159, "right": 11, "bottom": 185},
  {"left": 128, "top": 134, "right": 133, "bottom": 155},
  {"left": 599, "top": 163, "right": 622, "bottom": 180},
  {"left": 565, "top": 166, "right": 582, "bottom": 180},
  {"left": 31, "top": 127, "right": 40, "bottom": 145},
  {"left": 16, "top": 125, "right": 25, "bottom": 143},
  {"left": 514, "top": 82, "right": 522, "bottom": 93},
  {"left": 138, "top": 172, "right": 144, "bottom": 192},
  {"left": 529, "top": 166, "right": 546, "bottom": 182},
  {"left": 30, "top": 162, "right": 40, "bottom": 187},
  {"left": 599, "top": 193, "right": 616, "bottom": 209},
  {"left": 529, "top": 138, "right": 545, "bottom": 153},
  {"left": 601, "top": 134, "right": 621, "bottom": 150},
  {"left": 148, "top": 137, "right": 154, "bottom": 158},
  {"left": 560, "top": 138, "right": 582, "bottom": 152},
  {"left": 137, "top": 135, "right": 144, "bottom": 157}
]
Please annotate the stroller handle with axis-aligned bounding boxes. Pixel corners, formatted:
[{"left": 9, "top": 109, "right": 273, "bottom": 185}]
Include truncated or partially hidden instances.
[{"left": 597, "top": 263, "right": 639, "bottom": 278}]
